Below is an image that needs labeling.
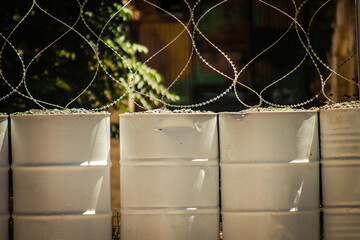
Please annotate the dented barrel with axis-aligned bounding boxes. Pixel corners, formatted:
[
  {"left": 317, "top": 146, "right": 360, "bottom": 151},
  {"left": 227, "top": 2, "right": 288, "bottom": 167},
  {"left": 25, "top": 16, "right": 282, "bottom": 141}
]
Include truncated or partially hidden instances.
[
  {"left": 11, "top": 112, "right": 112, "bottom": 240},
  {"left": 219, "top": 110, "right": 320, "bottom": 240},
  {"left": 120, "top": 112, "right": 219, "bottom": 240}
]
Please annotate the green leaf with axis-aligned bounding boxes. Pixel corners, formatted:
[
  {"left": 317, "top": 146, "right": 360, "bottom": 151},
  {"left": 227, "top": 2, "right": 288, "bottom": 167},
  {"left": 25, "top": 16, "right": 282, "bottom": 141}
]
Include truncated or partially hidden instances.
[{"left": 55, "top": 78, "right": 72, "bottom": 91}]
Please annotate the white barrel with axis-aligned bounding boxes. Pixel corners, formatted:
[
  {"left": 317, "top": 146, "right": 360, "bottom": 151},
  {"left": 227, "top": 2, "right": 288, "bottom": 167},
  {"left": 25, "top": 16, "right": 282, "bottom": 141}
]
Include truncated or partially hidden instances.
[
  {"left": 120, "top": 113, "right": 219, "bottom": 240},
  {"left": 320, "top": 108, "right": 360, "bottom": 239},
  {"left": 0, "top": 116, "right": 9, "bottom": 240},
  {"left": 121, "top": 161, "right": 218, "bottom": 208},
  {"left": 13, "top": 166, "right": 111, "bottom": 213},
  {"left": 121, "top": 208, "right": 219, "bottom": 240},
  {"left": 320, "top": 108, "right": 360, "bottom": 161},
  {"left": 222, "top": 210, "right": 320, "bottom": 240},
  {"left": 220, "top": 111, "right": 319, "bottom": 163},
  {"left": 322, "top": 161, "right": 360, "bottom": 207},
  {"left": 11, "top": 113, "right": 110, "bottom": 166},
  {"left": 11, "top": 113, "right": 112, "bottom": 240},
  {"left": 221, "top": 162, "right": 319, "bottom": 211},
  {"left": 219, "top": 111, "right": 320, "bottom": 240},
  {"left": 13, "top": 213, "right": 112, "bottom": 240},
  {"left": 323, "top": 208, "right": 360, "bottom": 240}
]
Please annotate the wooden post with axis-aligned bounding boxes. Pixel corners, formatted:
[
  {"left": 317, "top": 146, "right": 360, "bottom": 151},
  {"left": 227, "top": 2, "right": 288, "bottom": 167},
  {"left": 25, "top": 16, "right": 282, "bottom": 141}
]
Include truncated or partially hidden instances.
[{"left": 329, "top": 0, "right": 357, "bottom": 102}]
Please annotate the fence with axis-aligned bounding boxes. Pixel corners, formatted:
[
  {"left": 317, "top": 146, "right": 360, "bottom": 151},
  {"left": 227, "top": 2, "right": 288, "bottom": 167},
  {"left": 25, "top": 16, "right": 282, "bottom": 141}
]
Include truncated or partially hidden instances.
[{"left": 0, "top": 0, "right": 358, "bottom": 112}]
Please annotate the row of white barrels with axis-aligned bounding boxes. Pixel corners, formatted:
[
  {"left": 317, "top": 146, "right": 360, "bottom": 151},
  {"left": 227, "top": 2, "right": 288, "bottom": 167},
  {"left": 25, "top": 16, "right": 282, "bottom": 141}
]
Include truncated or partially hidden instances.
[
  {"left": 119, "top": 111, "right": 320, "bottom": 239},
  {"left": 120, "top": 109, "right": 360, "bottom": 240},
  {"left": 0, "top": 108, "right": 358, "bottom": 239},
  {"left": 10, "top": 113, "right": 112, "bottom": 240}
]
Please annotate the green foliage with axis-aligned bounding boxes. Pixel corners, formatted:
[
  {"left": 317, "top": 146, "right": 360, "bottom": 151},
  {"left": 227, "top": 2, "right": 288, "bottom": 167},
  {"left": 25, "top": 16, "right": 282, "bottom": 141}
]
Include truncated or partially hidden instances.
[{"left": 0, "top": 0, "right": 178, "bottom": 113}]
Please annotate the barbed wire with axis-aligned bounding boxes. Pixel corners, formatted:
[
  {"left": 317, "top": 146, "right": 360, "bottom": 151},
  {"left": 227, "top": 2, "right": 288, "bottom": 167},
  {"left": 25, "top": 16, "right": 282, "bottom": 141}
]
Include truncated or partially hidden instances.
[{"left": 0, "top": 0, "right": 357, "bottom": 112}]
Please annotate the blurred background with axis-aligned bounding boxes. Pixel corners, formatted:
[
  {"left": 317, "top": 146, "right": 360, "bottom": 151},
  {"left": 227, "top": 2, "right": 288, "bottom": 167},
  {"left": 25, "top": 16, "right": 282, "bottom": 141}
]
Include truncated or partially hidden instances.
[{"left": 0, "top": 0, "right": 358, "bottom": 115}]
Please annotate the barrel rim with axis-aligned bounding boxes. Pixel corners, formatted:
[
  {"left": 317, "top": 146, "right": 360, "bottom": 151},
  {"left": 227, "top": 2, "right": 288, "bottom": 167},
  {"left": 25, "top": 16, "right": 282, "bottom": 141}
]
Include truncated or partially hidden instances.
[
  {"left": 11, "top": 164, "right": 111, "bottom": 169},
  {"left": 120, "top": 207, "right": 219, "bottom": 215},
  {"left": 218, "top": 110, "right": 319, "bottom": 116},
  {"left": 321, "top": 160, "right": 360, "bottom": 166},
  {"left": 12, "top": 211, "right": 113, "bottom": 219},
  {"left": 221, "top": 210, "right": 320, "bottom": 215},
  {"left": 220, "top": 161, "right": 320, "bottom": 166},
  {"left": 322, "top": 207, "right": 360, "bottom": 214},
  {"left": 10, "top": 113, "right": 110, "bottom": 118},
  {"left": 119, "top": 112, "right": 217, "bottom": 117},
  {"left": 320, "top": 107, "right": 360, "bottom": 113}
]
